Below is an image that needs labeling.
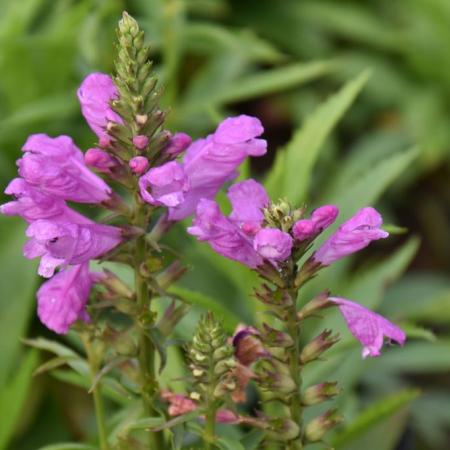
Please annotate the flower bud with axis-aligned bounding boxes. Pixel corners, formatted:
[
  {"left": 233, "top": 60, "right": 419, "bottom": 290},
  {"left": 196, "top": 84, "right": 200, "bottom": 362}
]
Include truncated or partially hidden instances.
[
  {"left": 214, "top": 358, "right": 236, "bottom": 376},
  {"left": 305, "top": 408, "right": 343, "bottom": 442},
  {"left": 265, "top": 418, "right": 301, "bottom": 442},
  {"left": 300, "top": 330, "right": 340, "bottom": 364},
  {"left": 297, "top": 290, "right": 333, "bottom": 320},
  {"left": 155, "top": 261, "right": 188, "bottom": 290},
  {"left": 136, "top": 114, "right": 148, "bottom": 126},
  {"left": 302, "top": 382, "right": 340, "bottom": 406},
  {"left": 165, "top": 132, "right": 192, "bottom": 156},
  {"left": 232, "top": 326, "right": 268, "bottom": 366},
  {"left": 129, "top": 156, "right": 149, "bottom": 175},
  {"left": 100, "top": 269, "right": 133, "bottom": 299},
  {"left": 85, "top": 148, "right": 118, "bottom": 173},
  {"left": 261, "top": 323, "right": 294, "bottom": 348},
  {"left": 255, "top": 360, "right": 296, "bottom": 394},
  {"left": 156, "top": 300, "right": 190, "bottom": 337},
  {"left": 132, "top": 135, "right": 149, "bottom": 150}
]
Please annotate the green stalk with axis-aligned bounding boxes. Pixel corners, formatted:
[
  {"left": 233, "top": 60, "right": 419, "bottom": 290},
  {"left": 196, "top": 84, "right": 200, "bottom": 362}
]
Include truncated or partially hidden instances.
[
  {"left": 286, "top": 289, "right": 304, "bottom": 450},
  {"left": 203, "top": 355, "right": 219, "bottom": 449},
  {"left": 82, "top": 334, "right": 110, "bottom": 450},
  {"left": 133, "top": 200, "right": 165, "bottom": 450}
]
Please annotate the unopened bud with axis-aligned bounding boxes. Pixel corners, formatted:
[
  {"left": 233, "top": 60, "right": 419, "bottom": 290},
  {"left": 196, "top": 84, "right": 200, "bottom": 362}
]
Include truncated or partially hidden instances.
[
  {"left": 300, "top": 330, "right": 339, "bottom": 364},
  {"left": 129, "top": 156, "right": 149, "bottom": 174},
  {"left": 85, "top": 148, "right": 117, "bottom": 172},
  {"left": 302, "top": 382, "right": 340, "bottom": 406},
  {"left": 136, "top": 114, "right": 148, "bottom": 126},
  {"left": 165, "top": 132, "right": 192, "bottom": 156},
  {"left": 189, "top": 391, "right": 201, "bottom": 401},
  {"left": 155, "top": 261, "right": 188, "bottom": 290},
  {"left": 232, "top": 326, "right": 268, "bottom": 366},
  {"left": 265, "top": 418, "right": 301, "bottom": 442},
  {"left": 255, "top": 360, "right": 297, "bottom": 394},
  {"left": 214, "top": 358, "right": 236, "bottom": 376},
  {"left": 305, "top": 408, "right": 343, "bottom": 442},
  {"left": 261, "top": 323, "right": 294, "bottom": 348},
  {"left": 297, "top": 290, "right": 333, "bottom": 320},
  {"left": 132, "top": 135, "right": 149, "bottom": 150},
  {"left": 101, "top": 269, "right": 133, "bottom": 299}
]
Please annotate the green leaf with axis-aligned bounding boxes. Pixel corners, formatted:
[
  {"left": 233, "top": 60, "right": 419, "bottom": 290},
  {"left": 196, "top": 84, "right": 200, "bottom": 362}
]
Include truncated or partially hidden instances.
[
  {"left": 181, "top": 60, "right": 336, "bottom": 112},
  {"left": 400, "top": 322, "right": 436, "bottom": 342},
  {"left": 24, "top": 337, "right": 88, "bottom": 377},
  {"left": 217, "top": 437, "right": 247, "bottom": 450},
  {"left": 151, "top": 410, "right": 202, "bottom": 431},
  {"left": 240, "top": 429, "right": 265, "bottom": 449},
  {"left": 266, "top": 70, "right": 369, "bottom": 204},
  {"left": 332, "top": 389, "right": 420, "bottom": 449},
  {"left": 37, "top": 444, "right": 98, "bottom": 450},
  {"left": 0, "top": 350, "right": 38, "bottom": 449},
  {"left": 0, "top": 219, "right": 38, "bottom": 386},
  {"left": 321, "top": 146, "right": 419, "bottom": 220}
]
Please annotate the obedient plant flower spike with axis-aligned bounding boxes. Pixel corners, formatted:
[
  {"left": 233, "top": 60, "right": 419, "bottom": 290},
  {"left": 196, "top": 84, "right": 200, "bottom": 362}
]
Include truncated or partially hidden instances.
[
  {"left": 187, "top": 313, "right": 237, "bottom": 449},
  {"left": 112, "top": 13, "right": 166, "bottom": 449}
]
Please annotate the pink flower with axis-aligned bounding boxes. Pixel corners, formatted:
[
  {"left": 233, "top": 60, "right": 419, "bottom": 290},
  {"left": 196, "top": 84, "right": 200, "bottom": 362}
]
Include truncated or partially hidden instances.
[
  {"left": 139, "top": 161, "right": 189, "bottom": 207},
  {"left": 37, "top": 263, "right": 98, "bottom": 334},
  {"left": 24, "top": 220, "right": 122, "bottom": 278},
  {"left": 228, "top": 179, "right": 269, "bottom": 234},
  {"left": 77, "top": 73, "right": 123, "bottom": 146},
  {"left": 161, "top": 390, "right": 198, "bottom": 416},
  {"left": 18, "top": 134, "right": 111, "bottom": 203},
  {"left": 253, "top": 228, "right": 293, "bottom": 261},
  {"left": 188, "top": 199, "right": 263, "bottom": 268},
  {"left": 164, "top": 132, "right": 192, "bottom": 156},
  {"left": 129, "top": 156, "right": 149, "bottom": 175},
  {"left": 85, "top": 148, "right": 118, "bottom": 173},
  {"left": 330, "top": 297, "right": 406, "bottom": 358},
  {"left": 313, "top": 207, "right": 389, "bottom": 265},
  {"left": 293, "top": 205, "right": 338, "bottom": 241},
  {"left": 141, "top": 115, "right": 267, "bottom": 221},
  {"left": 1, "top": 179, "right": 94, "bottom": 224},
  {"left": 132, "top": 135, "right": 149, "bottom": 150}
]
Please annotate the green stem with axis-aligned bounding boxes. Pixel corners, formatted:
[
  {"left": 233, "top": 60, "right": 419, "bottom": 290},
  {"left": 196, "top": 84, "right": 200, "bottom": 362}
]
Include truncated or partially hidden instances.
[
  {"left": 286, "top": 288, "right": 304, "bottom": 450},
  {"left": 203, "top": 405, "right": 218, "bottom": 450},
  {"left": 82, "top": 334, "right": 110, "bottom": 450},
  {"left": 133, "top": 201, "right": 165, "bottom": 450}
]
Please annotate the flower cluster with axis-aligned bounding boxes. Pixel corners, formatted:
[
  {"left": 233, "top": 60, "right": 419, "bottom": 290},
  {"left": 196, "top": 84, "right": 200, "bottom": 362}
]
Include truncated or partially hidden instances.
[
  {"left": 187, "top": 179, "right": 404, "bottom": 357},
  {"left": 1, "top": 105, "right": 124, "bottom": 332}
]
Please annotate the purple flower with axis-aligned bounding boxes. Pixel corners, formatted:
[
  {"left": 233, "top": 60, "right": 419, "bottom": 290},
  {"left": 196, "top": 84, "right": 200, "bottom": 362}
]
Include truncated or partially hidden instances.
[
  {"left": 37, "top": 263, "right": 98, "bottom": 334},
  {"left": 77, "top": 73, "right": 123, "bottom": 146},
  {"left": 18, "top": 134, "right": 111, "bottom": 203},
  {"left": 293, "top": 205, "right": 338, "bottom": 241},
  {"left": 253, "top": 228, "right": 293, "bottom": 261},
  {"left": 132, "top": 135, "right": 149, "bottom": 150},
  {"left": 139, "top": 161, "right": 189, "bottom": 207},
  {"left": 313, "top": 207, "right": 389, "bottom": 265},
  {"left": 330, "top": 297, "right": 406, "bottom": 358},
  {"left": 141, "top": 115, "right": 267, "bottom": 221},
  {"left": 165, "top": 132, "right": 192, "bottom": 157},
  {"left": 1, "top": 179, "right": 93, "bottom": 223},
  {"left": 24, "top": 220, "right": 122, "bottom": 278},
  {"left": 228, "top": 179, "right": 269, "bottom": 234},
  {"left": 85, "top": 148, "right": 118, "bottom": 173},
  {"left": 129, "top": 156, "right": 149, "bottom": 175},
  {"left": 188, "top": 199, "right": 263, "bottom": 268}
]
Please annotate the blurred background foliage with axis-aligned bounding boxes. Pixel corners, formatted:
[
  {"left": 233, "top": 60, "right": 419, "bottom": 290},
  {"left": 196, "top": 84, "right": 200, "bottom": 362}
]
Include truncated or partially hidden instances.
[{"left": 0, "top": 0, "right": 449, "bottom": 449}]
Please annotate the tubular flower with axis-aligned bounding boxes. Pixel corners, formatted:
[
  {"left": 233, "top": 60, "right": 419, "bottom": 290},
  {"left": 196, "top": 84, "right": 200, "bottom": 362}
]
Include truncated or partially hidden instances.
[
  {"left": 18, "top": 134, "right": 111, "bottom": 203},
  {"left": 140, "top": 115, "right": 267, "bottom": 221},
  {"left": 37, "top": 263, "right": 98, "bottom": 334},
  {"left": 293, "top": 205, "right": 339, "bottom": 241},
  {"left": 330, "top": 297, "right": 406, "bottom": 358},
  {"left": 24, "top": 220, "right": 122, "bottom": 278},
  {"left": 313, "top": 207, "right": 389, "bottom": 265},
  {"left": 253, "top": 228, "right": 293, "bottom": 262},
  {"left": 139, "top": 161, "right": 189, "bottom": 207},
  {"left": 77, "top": 72, "right": 123, "bottom": 146},
  {"left": 188, "top": 199, "right": 263, "bottom": 268}
]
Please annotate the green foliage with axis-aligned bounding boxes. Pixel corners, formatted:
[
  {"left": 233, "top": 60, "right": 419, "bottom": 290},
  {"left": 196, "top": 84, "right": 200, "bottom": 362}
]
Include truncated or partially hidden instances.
[{"left": 0, "top": 1, "right": 448, "bottom": 449}]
